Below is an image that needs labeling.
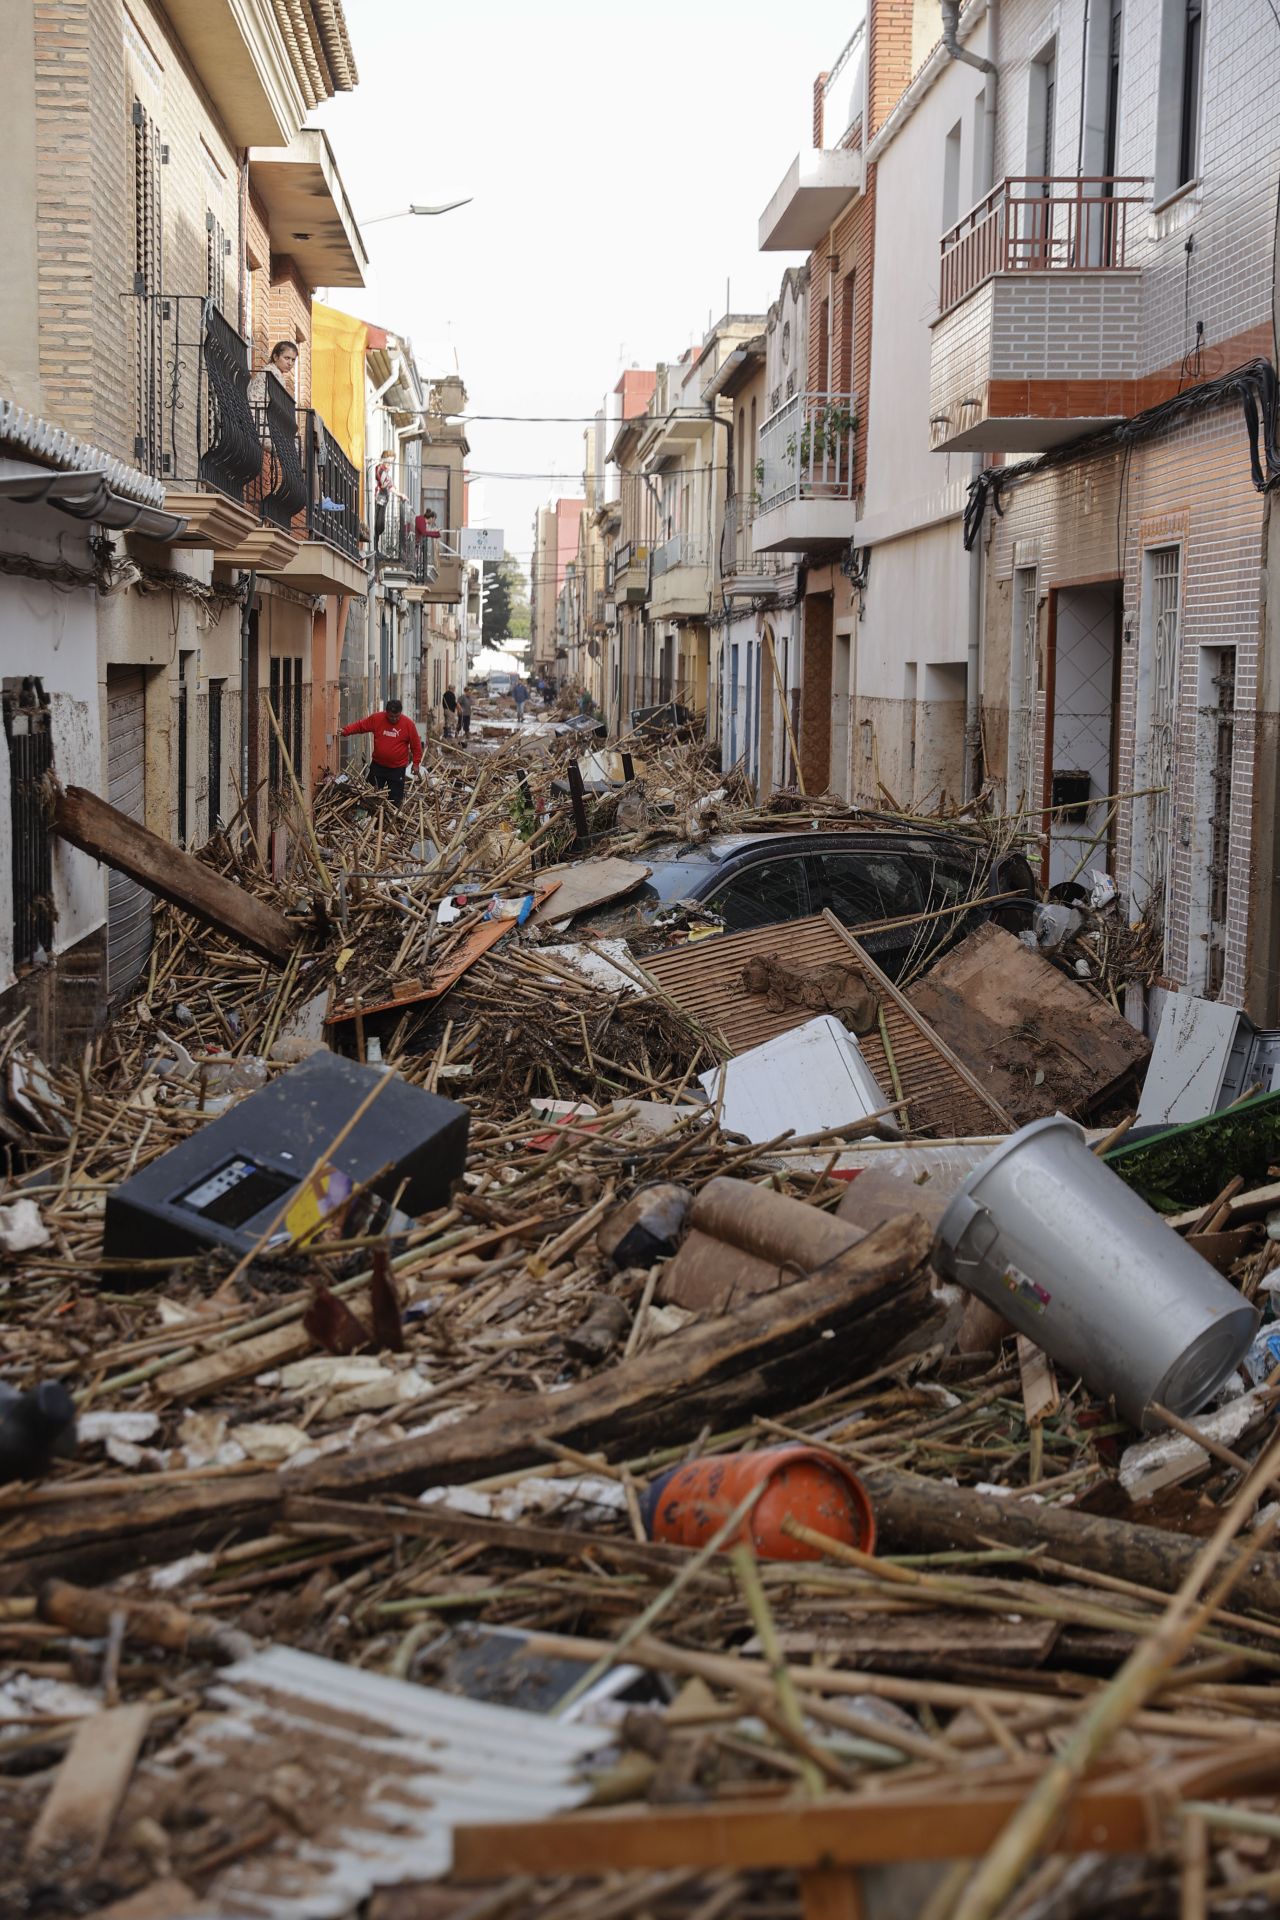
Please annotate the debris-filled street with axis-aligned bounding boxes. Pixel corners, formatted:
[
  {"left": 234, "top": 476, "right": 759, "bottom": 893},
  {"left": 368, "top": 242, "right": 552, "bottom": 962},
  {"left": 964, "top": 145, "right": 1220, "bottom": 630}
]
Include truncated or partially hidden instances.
[
  {"left": 5, "top": 704, "right": 1280, "bottom": 1919},
  {"left": 9, "top": 0, "right": 1280, "bottom": 1911}
]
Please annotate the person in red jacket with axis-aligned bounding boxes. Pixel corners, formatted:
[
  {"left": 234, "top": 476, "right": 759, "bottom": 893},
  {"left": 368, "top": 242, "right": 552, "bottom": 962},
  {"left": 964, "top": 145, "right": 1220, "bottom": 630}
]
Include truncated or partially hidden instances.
[{"left": 340, "top": 698, "right": 422, "bottom": 804}]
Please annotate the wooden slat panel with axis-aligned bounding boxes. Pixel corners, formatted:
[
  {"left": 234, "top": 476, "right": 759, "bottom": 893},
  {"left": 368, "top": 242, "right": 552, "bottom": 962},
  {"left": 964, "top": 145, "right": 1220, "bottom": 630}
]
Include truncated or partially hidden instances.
[{"left": 640, "top": 917, "right": 1001, "bottom": 1136}]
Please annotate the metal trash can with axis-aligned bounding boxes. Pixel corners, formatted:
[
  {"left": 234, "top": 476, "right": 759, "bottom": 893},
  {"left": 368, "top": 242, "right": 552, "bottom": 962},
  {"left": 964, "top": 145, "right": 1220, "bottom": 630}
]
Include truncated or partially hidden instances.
[{"left": 933, "top": 1115, "right": 1258, "bottom": 1430}]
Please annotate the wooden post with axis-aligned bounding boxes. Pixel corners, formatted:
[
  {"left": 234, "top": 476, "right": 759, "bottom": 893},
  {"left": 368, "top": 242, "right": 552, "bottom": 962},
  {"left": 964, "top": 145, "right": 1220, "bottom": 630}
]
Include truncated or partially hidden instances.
[
  {"left": 567, "top": 761, "right": 590, "bottom": 843},
  {"left": 764, "top": 625, "right": 806, "bottom": 795},
  {"left": 800, "top": 1869, "right": 865, "bottom": 1920}
]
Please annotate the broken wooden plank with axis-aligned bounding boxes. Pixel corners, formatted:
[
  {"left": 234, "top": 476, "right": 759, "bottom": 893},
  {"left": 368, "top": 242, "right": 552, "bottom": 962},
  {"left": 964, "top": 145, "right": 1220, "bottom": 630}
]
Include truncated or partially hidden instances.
[
  {"left": 25, "top": 1703, "right": 150, "bottom": 1880},
  {"left": 326, "top": 882, "right": 562, "bottom": 1024},
  {"left": 775, "top": 1612, "right": 1060, "bottom": 1673},
  {"left": 155, "top": 1322, "right": 317, "bottom": 1404},
  {"left": 906, "top": 921, "right": 1150, "bottom": 1124},
  {"left": 826, "top": 918, "right": 1014, "bottom": 1130},
  {"left": 53, "top": 785, "right": 294, "bottom": 967}
]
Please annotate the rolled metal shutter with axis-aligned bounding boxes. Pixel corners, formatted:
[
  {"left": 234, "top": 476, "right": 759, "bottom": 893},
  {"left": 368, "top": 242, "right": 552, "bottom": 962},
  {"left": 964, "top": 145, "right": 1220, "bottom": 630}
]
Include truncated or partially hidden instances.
[{"left": 106, "top": 666, "right": 153, "bottom": 994}]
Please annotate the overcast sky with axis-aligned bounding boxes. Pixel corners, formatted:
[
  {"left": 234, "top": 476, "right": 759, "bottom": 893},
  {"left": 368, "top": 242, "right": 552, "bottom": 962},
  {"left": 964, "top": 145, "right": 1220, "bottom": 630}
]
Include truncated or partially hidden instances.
[{"left": 315, "top": 0, "right": 859, "bottom": 587}]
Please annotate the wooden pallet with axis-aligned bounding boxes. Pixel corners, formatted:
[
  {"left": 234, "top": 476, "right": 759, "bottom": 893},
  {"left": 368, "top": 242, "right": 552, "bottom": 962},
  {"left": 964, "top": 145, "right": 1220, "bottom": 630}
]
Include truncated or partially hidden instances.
[{"left": 640, "top": 911, "right": 1010, "bottom": 1136}]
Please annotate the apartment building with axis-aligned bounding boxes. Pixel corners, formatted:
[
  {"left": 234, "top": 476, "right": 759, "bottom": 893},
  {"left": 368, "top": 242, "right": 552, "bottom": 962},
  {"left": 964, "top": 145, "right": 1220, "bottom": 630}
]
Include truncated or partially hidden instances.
[
  {"left": 0, "top": 0, "right": 361, "bottom": 1048},
  {"left": 709, "top": 278, "right": 806, "bottom": 795},
  {"left": 753, "top": 12, "right": 882, "bottom": 798},
  {"left": 417, "top": 375, "right": 471, "bottom": 718},
  {"left": 601, "top": 370, "right": 657, "bottom": 732},
  {"left": 530, "top": 497, "right": 585, "bottom": 686},
  {"left": 915, "top": 0, "right": 1279, "bottom": 1021}
]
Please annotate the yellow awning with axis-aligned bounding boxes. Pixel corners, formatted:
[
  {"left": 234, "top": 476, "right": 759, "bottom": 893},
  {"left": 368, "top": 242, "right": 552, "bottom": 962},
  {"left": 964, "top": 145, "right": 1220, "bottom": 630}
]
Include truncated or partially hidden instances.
[{"left": 311, "top": 303, "right": 367, "bottom": 489}]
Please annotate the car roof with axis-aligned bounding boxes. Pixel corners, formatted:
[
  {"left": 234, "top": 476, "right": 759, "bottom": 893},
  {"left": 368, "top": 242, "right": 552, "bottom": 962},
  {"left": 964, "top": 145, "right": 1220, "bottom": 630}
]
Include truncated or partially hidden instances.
[{"left": 637, "top": 826, "right": 984, "bottom": 869}]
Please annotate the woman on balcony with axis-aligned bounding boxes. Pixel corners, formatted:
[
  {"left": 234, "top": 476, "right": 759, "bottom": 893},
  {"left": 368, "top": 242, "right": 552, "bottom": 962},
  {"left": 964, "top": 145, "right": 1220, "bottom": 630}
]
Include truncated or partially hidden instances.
[{"left": 248, "top": 340, "right": 298, "bottom": 410}]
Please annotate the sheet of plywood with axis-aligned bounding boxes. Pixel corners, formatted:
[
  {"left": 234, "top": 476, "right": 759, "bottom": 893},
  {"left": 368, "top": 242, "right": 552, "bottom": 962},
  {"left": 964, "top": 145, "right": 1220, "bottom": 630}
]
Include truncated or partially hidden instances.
[
  {"left": 531, "top": 856, "right": 651, "bottom": 923},
  {"left": 906, "top": 920, "right": 1150, "bottom": 1124}
]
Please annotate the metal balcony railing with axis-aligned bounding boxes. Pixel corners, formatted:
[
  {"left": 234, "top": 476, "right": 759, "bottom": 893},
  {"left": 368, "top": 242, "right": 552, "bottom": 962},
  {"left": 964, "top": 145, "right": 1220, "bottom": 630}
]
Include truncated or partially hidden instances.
[
  {"left": 756, "top": 390, "right": 857, "bottom": 515},
  {"left": 247, "top": 385, "right": 306, "bottom": 531},
  {"left": 132, "top": 294, "right": 262, "bottom": 502},
  {"left": 299, "top": 410, "right": 361, "bottom": 558},
  {"left": 939, "top": 174, "right": 1149, "bottom": 313},
  {"left": 723, "top": 493, "right": 785, "bottom": 578},
  {"left": 373, "top": 488, "right": 439, "bottom": 584},
  {"left": 651, "top": 531, "right": 706, "bottom": 576},
  {"left": 375, "top": 488, "right": 413, "bottom": 569}
]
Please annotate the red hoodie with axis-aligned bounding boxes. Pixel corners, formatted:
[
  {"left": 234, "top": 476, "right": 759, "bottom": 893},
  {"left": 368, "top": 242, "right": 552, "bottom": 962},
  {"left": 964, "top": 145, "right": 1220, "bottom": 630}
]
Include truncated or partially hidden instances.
[{"left": 341, "top": 710, "right": 423, "bottom": 770}]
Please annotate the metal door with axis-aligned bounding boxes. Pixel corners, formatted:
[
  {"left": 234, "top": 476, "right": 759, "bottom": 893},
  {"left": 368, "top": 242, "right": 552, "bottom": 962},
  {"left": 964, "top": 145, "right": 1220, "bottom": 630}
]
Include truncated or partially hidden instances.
[{"left": 106, "top": 666, "right": 153, "bottom": 994}]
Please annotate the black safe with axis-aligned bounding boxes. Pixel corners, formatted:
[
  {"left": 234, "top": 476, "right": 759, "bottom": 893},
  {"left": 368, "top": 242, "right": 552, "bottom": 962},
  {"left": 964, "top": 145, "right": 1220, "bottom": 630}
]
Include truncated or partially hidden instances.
[{"left": 103, "top": 1053, "right": 469, "bottom": 1266}]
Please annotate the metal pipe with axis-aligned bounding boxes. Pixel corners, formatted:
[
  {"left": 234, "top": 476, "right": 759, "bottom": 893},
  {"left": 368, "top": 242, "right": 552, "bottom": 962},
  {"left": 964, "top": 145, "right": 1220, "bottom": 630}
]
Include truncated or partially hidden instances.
[
  {"left": 940, "top": 0, "right": 996, "bottom": 74},
  {"left": 941, "top": 0, "right": 999, "bottom": 797},
  {"left": 239, "top": 569, "right": 256, "bottom": 805}
]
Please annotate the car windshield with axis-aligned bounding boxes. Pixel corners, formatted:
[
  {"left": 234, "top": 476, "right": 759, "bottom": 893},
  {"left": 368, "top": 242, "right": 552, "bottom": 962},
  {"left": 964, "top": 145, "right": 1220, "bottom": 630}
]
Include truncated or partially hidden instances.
[{"left": 630, "top": 852, "right": 722, "bottom": 907}]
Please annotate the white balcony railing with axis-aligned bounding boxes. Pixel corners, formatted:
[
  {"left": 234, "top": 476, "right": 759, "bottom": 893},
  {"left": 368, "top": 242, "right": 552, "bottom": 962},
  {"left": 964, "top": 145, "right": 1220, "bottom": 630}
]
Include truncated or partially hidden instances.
[
  {"left": 651, "top": 531, "right": 707, "bottom": 576},
  {"left": 757, "top": 390, "right": 856, "bottom": 515}
]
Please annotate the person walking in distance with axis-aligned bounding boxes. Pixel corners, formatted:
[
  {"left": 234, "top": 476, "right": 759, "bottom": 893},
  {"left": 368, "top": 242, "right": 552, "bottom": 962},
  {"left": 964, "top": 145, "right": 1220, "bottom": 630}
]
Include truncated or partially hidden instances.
[
  {"left": 340, "top": 698, "right": 422, "bottom": 804},
  {"left": 513, "top": 677, "right": 528, "bottom": 724},
  {"left": 457, "top": 688, "right": 472, "bottom": 741},
  {"left": 441, "top": 684, "right": 458, "bottom": 738}
]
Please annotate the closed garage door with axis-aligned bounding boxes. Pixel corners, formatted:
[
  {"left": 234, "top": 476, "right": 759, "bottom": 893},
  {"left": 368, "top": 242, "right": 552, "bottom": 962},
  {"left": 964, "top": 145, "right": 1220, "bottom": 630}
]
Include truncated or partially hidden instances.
[{"left": 106, "top": 666, "right": 153, "bottom": 994}]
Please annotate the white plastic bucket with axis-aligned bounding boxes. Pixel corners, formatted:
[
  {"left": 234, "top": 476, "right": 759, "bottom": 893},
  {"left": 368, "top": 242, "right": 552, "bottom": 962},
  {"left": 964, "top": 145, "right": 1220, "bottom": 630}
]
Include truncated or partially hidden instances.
[{"left": 933, "top": 1115, "right": 1258, "bottom": 1430}]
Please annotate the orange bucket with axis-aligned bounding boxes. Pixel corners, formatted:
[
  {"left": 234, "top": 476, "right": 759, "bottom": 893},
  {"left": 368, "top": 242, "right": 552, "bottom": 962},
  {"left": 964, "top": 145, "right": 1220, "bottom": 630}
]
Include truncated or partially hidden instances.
[{"left": 642, "top": 1444, "right": 876, "bottom": 1561}]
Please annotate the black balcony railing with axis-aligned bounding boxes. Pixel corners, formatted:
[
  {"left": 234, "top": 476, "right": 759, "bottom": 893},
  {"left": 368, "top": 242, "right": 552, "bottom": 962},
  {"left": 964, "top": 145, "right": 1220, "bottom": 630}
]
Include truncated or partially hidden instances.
[
  {"left": 132, "top": 294, "right": 262, "bottom": 502},
  {"left": 248, "top": 383, "right": 307, "bottom": 530},
  {"left": 302, "top": 412, "right": 361, "bottom": 559},
  {"left": 375, "top": 488, "right": 412, "bottom": 568}
]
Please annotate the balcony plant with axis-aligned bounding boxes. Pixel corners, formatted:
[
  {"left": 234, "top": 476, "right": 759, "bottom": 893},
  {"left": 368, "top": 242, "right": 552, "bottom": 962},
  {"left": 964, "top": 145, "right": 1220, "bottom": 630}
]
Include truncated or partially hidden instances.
[{"left": 786, "top": 402, "right": 857, "bottom": 468}]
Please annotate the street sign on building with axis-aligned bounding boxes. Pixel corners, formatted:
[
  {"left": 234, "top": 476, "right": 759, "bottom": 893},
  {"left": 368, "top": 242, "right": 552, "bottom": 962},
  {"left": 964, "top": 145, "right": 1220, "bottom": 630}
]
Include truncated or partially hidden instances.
[{"left": 459, "top": 528, "right": 504, "bottom": 562}]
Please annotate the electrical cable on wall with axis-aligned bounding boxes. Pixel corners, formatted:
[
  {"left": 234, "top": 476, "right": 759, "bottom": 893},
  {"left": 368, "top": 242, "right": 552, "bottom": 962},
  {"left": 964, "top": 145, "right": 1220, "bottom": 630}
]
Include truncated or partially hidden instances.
[{"left": 963, "top": 357, "right": 1280, "bottom": 550}]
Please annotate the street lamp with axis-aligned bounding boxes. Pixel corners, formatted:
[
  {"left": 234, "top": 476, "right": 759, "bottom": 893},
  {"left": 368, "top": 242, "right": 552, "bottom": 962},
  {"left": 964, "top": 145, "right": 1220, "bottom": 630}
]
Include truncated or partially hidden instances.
[{"left": 359, "top": 200, "right": 473, "bottom": 225}]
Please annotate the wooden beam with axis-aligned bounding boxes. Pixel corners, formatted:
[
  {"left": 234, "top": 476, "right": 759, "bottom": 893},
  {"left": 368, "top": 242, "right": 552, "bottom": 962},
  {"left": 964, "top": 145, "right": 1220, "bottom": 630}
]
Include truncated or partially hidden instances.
[
  {"left": 825, "top": 915, "right": 1014, "bottom": 1129},
  {"left": 450, "top": 1780, "right": 1158, "bottom": 1878},
  {"left": 52, "top": 784, "right": 294, "bottom": 967},
  {"left": 0, "top": 1214, "right": 933, "bottom": 1584}
]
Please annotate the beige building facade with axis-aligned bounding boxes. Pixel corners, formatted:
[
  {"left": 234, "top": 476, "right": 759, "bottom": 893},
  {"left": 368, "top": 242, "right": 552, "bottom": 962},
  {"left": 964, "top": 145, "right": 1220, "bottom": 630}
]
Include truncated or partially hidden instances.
[{"left": 0, "top": 0, "right": 362, "bottom": 1048}]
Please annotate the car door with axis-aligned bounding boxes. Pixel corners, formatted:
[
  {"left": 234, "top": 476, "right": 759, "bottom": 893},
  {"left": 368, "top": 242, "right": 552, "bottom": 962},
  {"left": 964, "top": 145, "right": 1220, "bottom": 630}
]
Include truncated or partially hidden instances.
[
  {"left": 814, "top": 848, "right": 926, "bottom": 976},
  {"left": 703, "top": 850, "right": 812, "bottom": 932}
]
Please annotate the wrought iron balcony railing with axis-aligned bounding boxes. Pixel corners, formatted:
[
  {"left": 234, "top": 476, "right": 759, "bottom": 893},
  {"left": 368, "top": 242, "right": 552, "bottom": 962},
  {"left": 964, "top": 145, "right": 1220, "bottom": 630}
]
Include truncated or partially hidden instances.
[
  {"left": 247, "top": 383, "right": 307, "bottom": 531},
  {"left": 299, "top": 411, "right": 361, "bottom": 558},
  {"left": 132, "top": 294, "right": 263, "bottom": 503},
  {"left": 723, "top": 493, "right": 786, "bottom": 579},
  {"left": 939, "top": 174, "right": 1149, "bottom": 313},
  {"left": 373, "top": 488, "right": 437, "bottom": 583}
]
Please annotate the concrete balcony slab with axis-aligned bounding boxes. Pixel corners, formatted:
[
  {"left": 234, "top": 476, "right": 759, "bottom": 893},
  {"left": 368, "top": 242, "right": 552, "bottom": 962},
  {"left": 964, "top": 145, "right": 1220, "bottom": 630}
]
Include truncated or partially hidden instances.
[{"left": 759, "top": 149, "right": 864, "bottom": 252}]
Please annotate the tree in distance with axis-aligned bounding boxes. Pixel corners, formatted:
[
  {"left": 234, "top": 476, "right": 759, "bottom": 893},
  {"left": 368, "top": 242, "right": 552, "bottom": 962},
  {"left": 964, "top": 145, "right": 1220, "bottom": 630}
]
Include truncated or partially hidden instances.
[{"left": 482, "top": 552, "right": 530, "bottom": 646}]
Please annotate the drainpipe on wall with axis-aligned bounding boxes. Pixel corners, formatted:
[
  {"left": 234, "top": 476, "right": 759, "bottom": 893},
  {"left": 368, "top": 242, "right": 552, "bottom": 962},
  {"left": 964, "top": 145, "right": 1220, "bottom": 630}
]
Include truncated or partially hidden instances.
[
  {"left": 941, "top": 0, "right": 998, "bottom": 798},
  {"left": 239, "top": 569, "right": 257, "bottom": 806}
]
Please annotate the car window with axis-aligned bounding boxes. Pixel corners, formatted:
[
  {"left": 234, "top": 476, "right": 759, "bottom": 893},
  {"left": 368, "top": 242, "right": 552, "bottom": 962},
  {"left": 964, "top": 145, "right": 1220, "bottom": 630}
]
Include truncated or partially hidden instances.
[
  {"left": 708, "top": 857, "right": 809, "bottom": 932},
  {"left": 820, "top": 851, "right": 925, "bottom": 927}
]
